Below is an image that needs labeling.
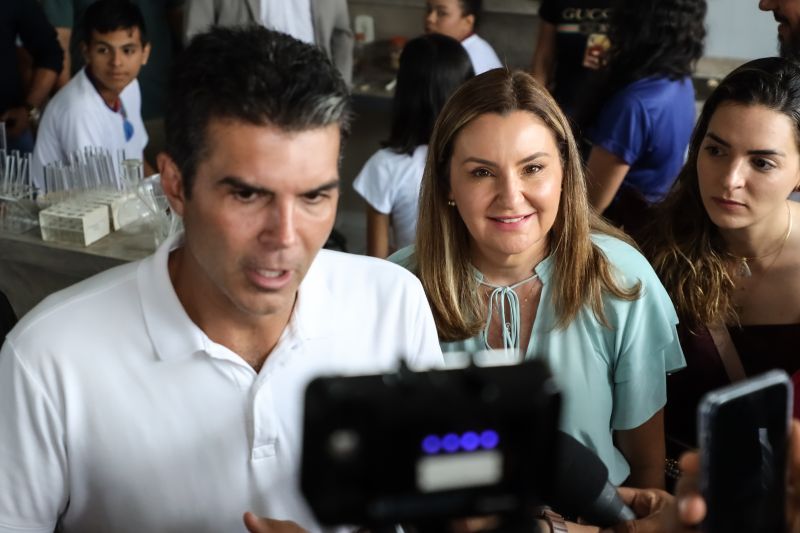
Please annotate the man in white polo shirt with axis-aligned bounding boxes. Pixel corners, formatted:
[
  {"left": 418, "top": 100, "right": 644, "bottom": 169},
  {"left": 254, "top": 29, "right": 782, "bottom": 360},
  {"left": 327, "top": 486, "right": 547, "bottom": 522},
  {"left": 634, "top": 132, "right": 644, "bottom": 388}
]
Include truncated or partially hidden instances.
[
  {"left": 32, "top": 0, "right": 151, "bottom": 191},
  {"left": 0, "top": 27, "right": 442, "bottom": 533}
]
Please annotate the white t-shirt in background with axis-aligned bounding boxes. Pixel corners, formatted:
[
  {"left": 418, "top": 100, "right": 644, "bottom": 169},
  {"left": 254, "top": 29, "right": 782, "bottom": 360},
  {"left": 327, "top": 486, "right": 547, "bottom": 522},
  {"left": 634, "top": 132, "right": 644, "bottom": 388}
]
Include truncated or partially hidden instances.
[
  {"left": 32, "top": 68, "right": 148, "bottom": 191},
  {"left": 461, "top": 33, "right": 502, "bottom": 74},
  {"left": 260, "top": 0, "right": 315, "bottom": 44},
  {"left": 353, "top": 145, "right": 428, "bottom": 250}
]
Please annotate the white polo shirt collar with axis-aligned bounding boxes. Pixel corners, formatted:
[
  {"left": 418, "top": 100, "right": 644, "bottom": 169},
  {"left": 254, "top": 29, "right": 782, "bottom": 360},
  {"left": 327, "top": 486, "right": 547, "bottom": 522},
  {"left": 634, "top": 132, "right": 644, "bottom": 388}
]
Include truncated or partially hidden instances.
[{"left": 138, "top": 233, "right": 337, "bottom": 367}]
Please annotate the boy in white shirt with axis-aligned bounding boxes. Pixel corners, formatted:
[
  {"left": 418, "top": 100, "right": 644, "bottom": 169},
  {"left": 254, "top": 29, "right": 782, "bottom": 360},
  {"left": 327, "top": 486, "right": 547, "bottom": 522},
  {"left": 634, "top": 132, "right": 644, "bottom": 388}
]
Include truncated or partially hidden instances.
[{"left": 32, "top": 0, "right": 151, "bottom": 191}]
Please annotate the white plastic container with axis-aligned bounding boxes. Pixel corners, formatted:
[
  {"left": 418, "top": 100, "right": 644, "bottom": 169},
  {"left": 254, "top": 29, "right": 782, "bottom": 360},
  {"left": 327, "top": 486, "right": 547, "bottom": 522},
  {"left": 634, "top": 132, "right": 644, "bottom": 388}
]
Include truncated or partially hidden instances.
[{"left": 39, "top": 200, "right": 110, "bottom": 246}]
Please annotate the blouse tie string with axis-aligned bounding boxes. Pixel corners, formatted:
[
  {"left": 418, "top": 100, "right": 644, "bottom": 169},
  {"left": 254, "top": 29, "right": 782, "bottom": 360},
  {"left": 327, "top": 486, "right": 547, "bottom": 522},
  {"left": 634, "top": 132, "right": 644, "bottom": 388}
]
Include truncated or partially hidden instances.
[{"left": 479, "top": 272, "right": 539, "bottom": 351}]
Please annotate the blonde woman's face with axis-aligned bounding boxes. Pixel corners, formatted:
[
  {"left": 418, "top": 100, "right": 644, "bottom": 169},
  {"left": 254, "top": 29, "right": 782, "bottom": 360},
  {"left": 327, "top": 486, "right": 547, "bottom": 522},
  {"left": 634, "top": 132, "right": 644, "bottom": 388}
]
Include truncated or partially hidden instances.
[
  {"left": 448, "top": 111, "right": 563, "bottom": 272},
  {"left": 697, "top": 102, "right": 800, "bottom": 232}
]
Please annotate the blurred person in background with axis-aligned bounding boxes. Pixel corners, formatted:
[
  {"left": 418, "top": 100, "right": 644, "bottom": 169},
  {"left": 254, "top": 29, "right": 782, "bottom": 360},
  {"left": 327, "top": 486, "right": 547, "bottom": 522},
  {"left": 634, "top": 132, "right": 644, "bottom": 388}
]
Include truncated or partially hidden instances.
[
  {"left": 760, "top": 0, "right": 800, "bottom": 62},
  {"left": 43, "top": 0, "right": 183, "bottom": 164},
  {"left": 0, "top": 0, "right": 63, "bottom": 153},
  {"left": 585, "top": 0, "right": 705, "bottom": 233},
  {"left": 425, "top": 0, "right": 501, "bottom": 74},
  {"left": 183, "top": 0, "right": 353, "bottom": 84},
  {"left": 32, "top": 0, "right": 152, "bottom": 190},
  {"left": 530, "top": 0, "right": 613, "bottom": 151},
  {"left": 353, "top": 33, "right": 474, "bottom": 258}
]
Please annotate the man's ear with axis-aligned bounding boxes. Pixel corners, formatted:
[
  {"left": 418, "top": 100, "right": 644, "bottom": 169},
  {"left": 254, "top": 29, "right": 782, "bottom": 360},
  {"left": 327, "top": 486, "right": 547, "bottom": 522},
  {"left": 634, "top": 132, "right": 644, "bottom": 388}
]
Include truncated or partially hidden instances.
[
  {"left": 80, "top": 41, "right": 89, "bottom": 64},
  {"left": 158, "top": 152, "right": 187, "bottom": 217}
]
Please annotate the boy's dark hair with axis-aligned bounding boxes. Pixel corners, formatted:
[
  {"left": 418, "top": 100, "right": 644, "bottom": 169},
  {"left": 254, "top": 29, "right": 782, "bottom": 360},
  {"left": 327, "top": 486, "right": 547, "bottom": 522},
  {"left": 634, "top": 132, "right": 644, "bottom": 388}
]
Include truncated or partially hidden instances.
[
  {"left": 384, "top": 33, "right": 474, "bottom": 154},
  {"left": 81, "top": 0, "right": 148, "bottom": 45},
  {"left": 165, "top": 26, "right": 351, "bottom": 197}
]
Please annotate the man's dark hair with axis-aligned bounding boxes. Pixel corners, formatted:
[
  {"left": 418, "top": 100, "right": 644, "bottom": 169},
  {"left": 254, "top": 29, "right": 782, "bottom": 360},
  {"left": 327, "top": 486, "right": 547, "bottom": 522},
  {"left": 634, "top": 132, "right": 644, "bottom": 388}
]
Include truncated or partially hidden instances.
[
  {"left": 81, "top": 0, "right": 148, "bottom": 45},
  {"left": 384, "top": 33, "right": 474, "bottom": 154},
  {"left": 458, "top": 0, "right": 483, "bottom": 28},
  {"left": 166, "top": 26, "right": 351, "bottom": 197}
]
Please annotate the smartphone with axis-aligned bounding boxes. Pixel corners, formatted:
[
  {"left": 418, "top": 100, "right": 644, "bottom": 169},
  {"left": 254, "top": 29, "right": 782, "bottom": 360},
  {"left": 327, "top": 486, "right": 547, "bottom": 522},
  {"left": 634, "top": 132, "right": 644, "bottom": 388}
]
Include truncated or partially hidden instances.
[{"left": 698, "top": 369, "right": 793, "bottom": 533}]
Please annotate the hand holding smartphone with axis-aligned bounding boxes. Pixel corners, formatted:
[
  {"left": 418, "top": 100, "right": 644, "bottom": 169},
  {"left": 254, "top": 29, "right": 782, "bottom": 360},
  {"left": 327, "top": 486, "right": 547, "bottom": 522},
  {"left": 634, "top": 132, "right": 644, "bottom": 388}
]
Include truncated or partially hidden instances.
[{"left": 698, "top": 369, "right": 793, "bottom": 533}]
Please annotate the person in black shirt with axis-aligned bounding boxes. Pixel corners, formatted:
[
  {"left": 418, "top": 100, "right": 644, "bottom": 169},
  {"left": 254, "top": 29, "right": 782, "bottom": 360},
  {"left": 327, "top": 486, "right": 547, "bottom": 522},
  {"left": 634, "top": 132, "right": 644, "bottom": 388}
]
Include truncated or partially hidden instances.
[
  {"left": 0, "top": 0, "right": 63, "bottom": 152},
  {"left": 530, "top": 0, "right": 612, "bottom": 142}
]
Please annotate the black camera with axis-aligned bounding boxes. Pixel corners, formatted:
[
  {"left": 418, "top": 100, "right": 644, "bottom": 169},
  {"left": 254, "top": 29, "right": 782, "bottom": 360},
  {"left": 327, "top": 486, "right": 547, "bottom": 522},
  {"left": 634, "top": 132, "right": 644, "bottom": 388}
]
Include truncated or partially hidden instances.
[{"left": 301, "top": 358, "right": 561, "bottom": 528}]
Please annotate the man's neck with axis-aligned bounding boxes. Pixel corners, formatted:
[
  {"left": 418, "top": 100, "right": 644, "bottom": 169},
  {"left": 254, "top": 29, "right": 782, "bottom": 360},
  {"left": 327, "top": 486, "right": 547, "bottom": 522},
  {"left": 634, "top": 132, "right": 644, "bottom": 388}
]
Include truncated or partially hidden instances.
[
  {"left": 204, "top": 316, "right": 292, "bottom": 372},
  {"left": 168, "top": 248, "right": 294, "bottom": 372},
  {"left": 85, "top": 67, "right": 122, "bottom": 108}
]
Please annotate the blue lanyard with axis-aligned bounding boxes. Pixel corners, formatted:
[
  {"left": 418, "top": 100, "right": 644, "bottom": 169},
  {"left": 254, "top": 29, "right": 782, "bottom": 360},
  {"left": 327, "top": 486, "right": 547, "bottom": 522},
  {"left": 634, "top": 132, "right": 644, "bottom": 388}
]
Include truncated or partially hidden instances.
[{"left": 118, "top": 101, "right": 134, "bottom": 142}]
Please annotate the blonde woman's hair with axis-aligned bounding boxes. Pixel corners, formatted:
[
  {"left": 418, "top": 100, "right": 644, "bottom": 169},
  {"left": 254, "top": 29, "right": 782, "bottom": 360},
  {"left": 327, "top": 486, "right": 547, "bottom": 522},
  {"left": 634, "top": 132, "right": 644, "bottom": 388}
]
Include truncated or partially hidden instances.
[
  {"left": 642, "top": 57, "right": 800, "bottom": 330},
  {"left": 414, "top": 69, "right": 640, "bottom": 341}
]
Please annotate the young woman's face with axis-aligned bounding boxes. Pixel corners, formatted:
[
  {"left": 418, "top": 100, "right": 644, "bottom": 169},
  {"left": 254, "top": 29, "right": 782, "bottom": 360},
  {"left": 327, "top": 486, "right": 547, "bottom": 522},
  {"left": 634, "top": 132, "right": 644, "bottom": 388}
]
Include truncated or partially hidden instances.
[
  {"left": 448, "top": 111, "right": 563, "bottom": 272},
  {"left": 697, "top": 102, "right": 800, "bottom": 233},
  {"left": 425, "top": 0, "right": 474, "bottom": 42}
]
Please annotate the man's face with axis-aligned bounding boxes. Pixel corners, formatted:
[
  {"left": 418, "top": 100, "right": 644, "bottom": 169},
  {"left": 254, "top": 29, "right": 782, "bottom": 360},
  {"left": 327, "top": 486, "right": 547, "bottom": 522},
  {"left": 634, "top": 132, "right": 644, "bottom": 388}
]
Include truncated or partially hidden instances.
[
  {"left": 82, "top": 27, "right": 150, "bottom": 97},
  {"left": 759, "top": 0, "right": 800, "bottom": 60},
  {"left": 162, "top": 118, "right": 340, "bottom": 324}
]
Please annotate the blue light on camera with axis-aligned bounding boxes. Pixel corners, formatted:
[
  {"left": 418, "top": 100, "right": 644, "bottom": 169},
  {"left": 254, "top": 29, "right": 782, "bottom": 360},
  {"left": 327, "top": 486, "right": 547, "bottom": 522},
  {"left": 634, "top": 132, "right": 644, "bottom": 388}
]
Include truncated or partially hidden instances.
[
  {"left": 421, "top": 430, "right": 500, "bottom": 455},
  {"left": 461, "top": 431, "right": 480, "bottom": 451},
  {"left": 422, "top": 435, "right": 441, "bottom": 454},
  {"left": 480, "top": 430, "right": 499, "bottom": 449},
  {"left": 442, "top": 433, "right": 460, "bottom": 453}
]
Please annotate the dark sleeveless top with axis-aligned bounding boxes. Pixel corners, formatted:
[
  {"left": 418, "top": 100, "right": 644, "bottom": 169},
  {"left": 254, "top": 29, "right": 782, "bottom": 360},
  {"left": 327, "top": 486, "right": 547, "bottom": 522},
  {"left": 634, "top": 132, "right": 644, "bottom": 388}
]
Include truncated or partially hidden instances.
[{"left": 665, "top": 323, "right": 800, "bottom": 450}]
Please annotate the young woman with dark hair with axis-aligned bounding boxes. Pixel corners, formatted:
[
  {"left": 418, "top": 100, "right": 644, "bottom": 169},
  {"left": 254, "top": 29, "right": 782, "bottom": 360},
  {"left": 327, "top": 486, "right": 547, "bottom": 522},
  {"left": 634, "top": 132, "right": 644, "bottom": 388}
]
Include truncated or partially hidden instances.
[
  {"left": 642, "top": 57, "right": 800, "bottom": 453},
  {"left": 353, "top": 33, "right": 473, "bottom": 257},
  {"left": 585, "top": 0, "right": 706, "bottom": 229}
]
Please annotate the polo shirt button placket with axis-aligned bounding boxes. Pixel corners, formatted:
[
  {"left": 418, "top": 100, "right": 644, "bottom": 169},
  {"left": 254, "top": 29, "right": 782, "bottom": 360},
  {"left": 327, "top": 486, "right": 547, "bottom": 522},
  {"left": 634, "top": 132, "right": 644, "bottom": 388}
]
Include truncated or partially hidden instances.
[
  {"left": 250, "top": 338, "right": 301, "bottom": 460},
  {"left": 251, "top": 375, "right": 278, "bottom": 461}
]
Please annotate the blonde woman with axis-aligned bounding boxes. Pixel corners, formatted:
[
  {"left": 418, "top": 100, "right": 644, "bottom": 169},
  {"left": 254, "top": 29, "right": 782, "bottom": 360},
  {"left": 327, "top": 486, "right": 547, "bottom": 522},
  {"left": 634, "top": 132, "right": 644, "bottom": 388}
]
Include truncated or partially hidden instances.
[{"left": 390, "top": 69, "right": 683, "bottom": 489}]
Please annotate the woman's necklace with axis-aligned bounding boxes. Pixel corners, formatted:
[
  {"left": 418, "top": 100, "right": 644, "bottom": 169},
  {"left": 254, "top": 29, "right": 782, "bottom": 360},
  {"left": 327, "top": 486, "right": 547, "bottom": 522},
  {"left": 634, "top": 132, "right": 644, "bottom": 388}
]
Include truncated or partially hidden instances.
[
  {"left": 479, "top": 272, "right": 539, "bottom": 351},
  {"left": 727, "top": 203, "right": 793, "bottom": 278}
]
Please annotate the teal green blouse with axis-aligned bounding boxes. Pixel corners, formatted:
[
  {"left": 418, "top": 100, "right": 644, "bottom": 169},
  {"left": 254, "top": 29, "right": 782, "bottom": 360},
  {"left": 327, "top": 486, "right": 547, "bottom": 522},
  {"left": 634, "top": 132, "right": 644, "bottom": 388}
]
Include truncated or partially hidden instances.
[{"left": 390, "top": 234, "right": 685, "bottom": 484}]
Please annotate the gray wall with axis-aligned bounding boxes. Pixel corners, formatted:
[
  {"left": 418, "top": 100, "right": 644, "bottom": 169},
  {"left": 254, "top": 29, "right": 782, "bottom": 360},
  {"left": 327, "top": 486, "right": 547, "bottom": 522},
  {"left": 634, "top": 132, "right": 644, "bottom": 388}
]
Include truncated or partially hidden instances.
[
  {"left": 349, "top": 0, "right": 784, "bottom": 65},
  {"left": 705, "top": 0, "right": 777, "bottom": 59},
  {"left": 348, "top": 0, "right": 539, "bottom": 69}
]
